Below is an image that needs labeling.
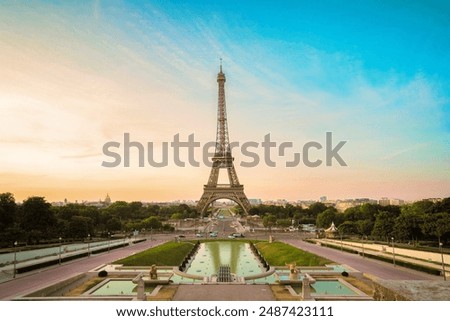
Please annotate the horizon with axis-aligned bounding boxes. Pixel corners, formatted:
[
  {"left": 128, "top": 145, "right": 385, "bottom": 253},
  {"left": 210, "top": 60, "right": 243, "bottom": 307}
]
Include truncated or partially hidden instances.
[
  {"left": 1, "top": 1, "right": 449, "bottom": 203},
  {"left": 5, "top": 191, "right": 447, "bottom": 204}
]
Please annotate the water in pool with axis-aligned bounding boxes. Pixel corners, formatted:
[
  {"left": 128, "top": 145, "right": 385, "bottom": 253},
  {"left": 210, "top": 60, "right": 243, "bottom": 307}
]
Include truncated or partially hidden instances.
[
  {"left": 184, "top": 241, "right": 263, "bottom": 277},
  {"left": 90, "top": 280, "right": 154, "bottom": 296},
  {"left": 311, "top": 280, "right": 357, "bottom": 295}
]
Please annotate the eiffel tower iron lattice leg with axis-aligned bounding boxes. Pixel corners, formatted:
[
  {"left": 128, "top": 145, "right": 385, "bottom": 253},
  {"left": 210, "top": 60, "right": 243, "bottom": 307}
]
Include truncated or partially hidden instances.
[{"left": 197, "top": 63, "right": 251, "bottom": 216}]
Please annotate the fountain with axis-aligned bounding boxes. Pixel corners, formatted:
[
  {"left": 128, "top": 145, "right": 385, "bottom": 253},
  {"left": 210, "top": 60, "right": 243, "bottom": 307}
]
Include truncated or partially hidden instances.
[{"left": 172, "top": 241, "right": 275, "bottom": 283}]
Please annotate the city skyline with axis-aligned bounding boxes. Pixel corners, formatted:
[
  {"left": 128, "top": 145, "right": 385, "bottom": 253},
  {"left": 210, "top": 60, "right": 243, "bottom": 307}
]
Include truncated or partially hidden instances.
[{"left": 1, "top": 1, "right": 449, "bottom": 203}]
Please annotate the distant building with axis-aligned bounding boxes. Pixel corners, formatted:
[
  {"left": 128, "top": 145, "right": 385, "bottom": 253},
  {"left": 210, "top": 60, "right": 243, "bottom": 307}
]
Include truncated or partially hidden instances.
[
  {"left": 104, "top": 193, "right": 112, "bottom": 205},
  {"left": 335, "top": 198, "right": 377, "bottom": 212},
  {"left": 390, "top": 198, "right": 405, "bottom": 206},
  {"left": 319, "top": 196, "right": 327, "bottom": 203},
  {"left": 249, "top": 199, "right": 262, "bottom": 205},
  {"left": 422, "top": 198, "right": 443, "bottom": 203},
  {"left": 296, "top": 200, "right": 316, "bottom": 209},
  {"left": 324, "top": 222, "right": 338, "bottom": 238},
  {"left": 378, "top": 197, "right": 405, "bottom": 206},
  {"left": 379, "top": 197, "right": 390, "bottom": 206}
]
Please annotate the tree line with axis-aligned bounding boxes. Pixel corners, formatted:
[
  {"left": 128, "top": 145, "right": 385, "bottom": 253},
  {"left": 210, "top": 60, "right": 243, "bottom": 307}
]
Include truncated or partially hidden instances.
[
  {"left": 0, "top": 192, "right": 198, "bottom": 247},
  {"left": 1, "top": 191, "right": 449, "bottom": 247},
  {"left": 248, "top": 198, "right": 450, "bottom": 244}
]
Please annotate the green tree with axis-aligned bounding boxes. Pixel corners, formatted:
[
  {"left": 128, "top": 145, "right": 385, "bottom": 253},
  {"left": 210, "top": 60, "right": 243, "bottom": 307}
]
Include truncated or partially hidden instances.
[
  {"left": 432, "top": 197, "right": 450, "bottom": 213},
  {"left": 0, "top": 192, "right": 17, "bottom": 230},
  {"left": 142, "top": 216, "right": 162, "bottom": 230},
  {"left": 106, "top": 217, "right": 122, "bottom": 232},
  {"left": 393, "top": 206, "right": 424, "bottom": 244},
  {"left": 421, "top": 212, "right": 450, "bottom": 243},
  {"left": 338, "top": 221, "right": 358, "bottom": 235},
  {"left": 316, "top": 208, "right": 339, "bottom": 228},
  {"left": 371, "top": 211, "right": 396, "bottom": 241},
  {"left": 262, "top": 214, "right": 277, "bottom": 230},
  {"left": 356, "top": 219, "right": 374, "bottom": 236},
  {"left": 308, "top": 202, "right": 328, "bottom": 217},
  {"left": 276, "top": 218, "right": 292, "bottom": 228},
  {"left": 67, "top": 216, "right": 93, "bottom": 238},
  {"left": 21, "top": 196, "right": 56, "bottom": 243},
  {"left": 171, "top": 213, "right": 184, "bottom": 220},
  {"left": 343, "top": 206, "right": 361, "bottom": 221},
  {"left": 359, "top": 203, "right": 380, "bottom": 221}
]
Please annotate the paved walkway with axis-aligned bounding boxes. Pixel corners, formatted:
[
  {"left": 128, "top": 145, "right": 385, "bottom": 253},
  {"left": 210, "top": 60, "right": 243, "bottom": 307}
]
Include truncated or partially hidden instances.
[
  {"left": 173, "top": 284, "right": 274, "bottom": 301},
  {"left": 0, "top": 234, "right": 446, "bottom": 301},
  {"left": 317, "top": 238, "right": 450, "bottom": 269},
  {"left": 0, "top": 238, "right": 164, "bottom": 300},
  {"left": 286, "top": 239, "right": 441, "bottom": 280}
]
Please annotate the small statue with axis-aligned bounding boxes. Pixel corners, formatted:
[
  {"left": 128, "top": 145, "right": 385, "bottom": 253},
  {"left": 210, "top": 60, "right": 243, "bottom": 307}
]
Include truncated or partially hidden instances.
[
  {"left": 287, "top": 262, "right": 298, "bottom": 273},
  {"left": 287, "top": 262, "right": 298, "bottom": 280},
  {"left": 149, "top": 264, "right": 158, "bottom": 280}
]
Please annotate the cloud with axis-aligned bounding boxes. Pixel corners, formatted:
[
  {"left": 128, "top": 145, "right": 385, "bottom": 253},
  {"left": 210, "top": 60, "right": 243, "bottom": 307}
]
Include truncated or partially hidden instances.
[
  {"left": 381, "top": 143, "right": 429, "bottom": 161},
  {"left": 0, "top": 2, "right": 448, "bottom": 201},
  {"left": 61, "top": 153, "right": 103, "bottom": 159}
]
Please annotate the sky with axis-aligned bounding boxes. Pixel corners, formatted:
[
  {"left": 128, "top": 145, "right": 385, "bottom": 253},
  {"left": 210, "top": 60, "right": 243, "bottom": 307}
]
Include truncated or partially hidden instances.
[{"left": 0, "top": 0, "right": 449, "bottom": 203}]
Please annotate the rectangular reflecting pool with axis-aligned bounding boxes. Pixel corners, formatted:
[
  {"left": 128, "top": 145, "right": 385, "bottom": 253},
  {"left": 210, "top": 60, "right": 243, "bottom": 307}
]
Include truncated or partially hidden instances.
[
  {"left": 185, "top": 241, "right": 264, "bottom": 277},
  {"left": 312, "top": 280, "right": 357, "bottom": 295},
  {"left": 292, "top": 280, "right": 357, "bottom": 296},
  {"left": 90, "top": 280, "right": 155, "bottom": 296}
]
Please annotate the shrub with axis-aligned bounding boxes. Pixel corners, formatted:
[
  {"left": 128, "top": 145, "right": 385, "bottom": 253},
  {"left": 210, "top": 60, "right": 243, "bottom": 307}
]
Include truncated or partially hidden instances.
[{"left": 98, "top": 270, "right": 108, "bottom": 277}]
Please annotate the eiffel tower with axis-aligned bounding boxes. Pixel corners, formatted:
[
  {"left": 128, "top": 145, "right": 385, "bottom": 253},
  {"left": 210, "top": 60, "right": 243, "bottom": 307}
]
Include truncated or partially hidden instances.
[{"left": 197, "top": 63, "right": 251, "bottom": 216}]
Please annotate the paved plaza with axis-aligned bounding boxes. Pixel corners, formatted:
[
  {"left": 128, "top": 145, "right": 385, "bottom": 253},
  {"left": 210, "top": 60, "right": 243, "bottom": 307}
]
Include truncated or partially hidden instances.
[
  {"left": 173, "top": 284, "right": 274, "bottom": 301},
  {"left": 0, "top": 233, "right": 447, "bottom": 301}
]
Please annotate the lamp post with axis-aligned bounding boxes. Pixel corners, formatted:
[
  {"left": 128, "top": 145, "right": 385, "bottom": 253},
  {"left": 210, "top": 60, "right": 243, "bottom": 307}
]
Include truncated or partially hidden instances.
[
  {"left": 340, "top": 233, "right": 343, "bottom": 252},
  {"left": 362, "top": 235, "right": 365, "bottom": 259},
  {"left": 87, "top": 234, "right": 91, "bottom": 257},
  {"left": 58, "top": 237, "right": 62, "bottom": 265},
  {"left": 391, "top": 237, "right": 396, "bottom": 267},
  {"left": 13, "top": 241, "right": 17, "bottom": 278},
  {"left": 108, "top": 232, "right": 111, "bottom": 253},
  {"left": 439, "top": 240, "right": 446, "bottom": 281}
]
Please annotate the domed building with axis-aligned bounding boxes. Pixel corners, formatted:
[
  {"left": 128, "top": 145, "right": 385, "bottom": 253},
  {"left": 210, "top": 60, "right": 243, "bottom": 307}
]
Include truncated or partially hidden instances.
[{"left": 104, "top": 193, "right": 112, "bottom": 206}]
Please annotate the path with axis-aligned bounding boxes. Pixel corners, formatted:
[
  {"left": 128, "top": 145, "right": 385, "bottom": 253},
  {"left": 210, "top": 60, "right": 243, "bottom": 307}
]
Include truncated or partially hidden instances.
[
  {"left": 286, "top": 239, "right": 440, "bottom": 280},
  {"left": 0, "top": 238, "right": 164, "bottom": 300},
  {"left": 173, "top": 284, "right": 274, "bottom": 301}
]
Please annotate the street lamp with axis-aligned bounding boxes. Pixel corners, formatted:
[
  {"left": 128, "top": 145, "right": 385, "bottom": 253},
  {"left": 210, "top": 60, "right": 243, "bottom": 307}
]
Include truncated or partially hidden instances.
[
  {"left": 362, "top": 235, "right": 365, "bottom": 259},
  {"left": 58, "top": 237, "right": 62, "bottom": 265},
  {"left": 87, "top": 234, "right": 91, "bottom": 257},
  {"left": 108, "top": 232, "right": 111, "bottom": 252},
  {"left": 439, "top": 241, "right": 446, "bottom": 281},
  {"left": 391, "top": 237, "right": 396, "bottom": 267},
  {"left": 13, "top": 241, "right": 18, "bottom": 278}
]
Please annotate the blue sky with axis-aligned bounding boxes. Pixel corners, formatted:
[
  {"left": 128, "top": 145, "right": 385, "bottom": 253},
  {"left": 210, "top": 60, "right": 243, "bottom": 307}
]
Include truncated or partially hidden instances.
[{"left": 0, "top": 0, "right": 449, "bottom": 201}]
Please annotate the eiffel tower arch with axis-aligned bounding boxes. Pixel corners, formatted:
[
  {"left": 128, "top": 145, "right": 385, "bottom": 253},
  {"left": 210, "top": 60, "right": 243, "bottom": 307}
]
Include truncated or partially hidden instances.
[{"left": 197, "top": 63, "right": 251, "bottom": 216}]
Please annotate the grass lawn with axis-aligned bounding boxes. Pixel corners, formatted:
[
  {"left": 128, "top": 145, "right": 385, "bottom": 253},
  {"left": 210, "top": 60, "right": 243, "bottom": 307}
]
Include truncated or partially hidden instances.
[
  {"left": 255, "top": 241, "right": 333, "bottom": 266},
  {"left": 114, "top": 241, "right": 195, "bottom": 266}
]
